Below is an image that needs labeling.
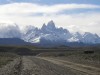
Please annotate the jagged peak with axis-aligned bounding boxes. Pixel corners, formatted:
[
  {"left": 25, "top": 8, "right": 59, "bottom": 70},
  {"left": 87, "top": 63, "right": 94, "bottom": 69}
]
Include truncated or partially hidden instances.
[
  {"left": 48, "top": 20, "right": 54, "bottom": 23},
  {"left": 48, "top": 20, "right": 55, "bottom": 24},
  {"left": 83, "top": 32, "right": 99, "bottom": 39},
  {"left": 42, "top": 23, "right": 46, "bottom": 28},
  {"left": 47, "top": 20, "right": 56, "bottom": 29}
]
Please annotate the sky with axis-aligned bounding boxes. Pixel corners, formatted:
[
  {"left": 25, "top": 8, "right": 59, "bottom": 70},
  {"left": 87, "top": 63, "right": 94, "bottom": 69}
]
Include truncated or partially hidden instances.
[{"left": 0, "top": 0, "right": 100, "bottom": 35}]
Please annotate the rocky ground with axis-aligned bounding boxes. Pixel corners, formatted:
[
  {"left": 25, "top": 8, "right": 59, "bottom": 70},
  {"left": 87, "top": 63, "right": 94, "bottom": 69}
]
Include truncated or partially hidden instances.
[
  {"left": 0, "top": 57, "right": 21, "bottom": 75},
  {"left": 0, "top": 56, "right": 100, "bottom": 75}
]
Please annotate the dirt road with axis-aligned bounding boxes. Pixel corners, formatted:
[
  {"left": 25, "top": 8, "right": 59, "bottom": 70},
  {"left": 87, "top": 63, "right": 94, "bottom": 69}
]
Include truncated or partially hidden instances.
[
  {"left": 39, "top": 57, "right": 100, "bottom": 75},
  {"left": 24, "top": 56, "right": 86, "bottom": 75},
  {"left": 0, "top": 56, "right": 100, "bottom": 75}
]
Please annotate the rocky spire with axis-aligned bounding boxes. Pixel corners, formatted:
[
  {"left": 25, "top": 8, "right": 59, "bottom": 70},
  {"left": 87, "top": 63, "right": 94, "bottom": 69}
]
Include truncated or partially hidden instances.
[{"left": 47, "top": 20, "right": 56, "bottom": 29}]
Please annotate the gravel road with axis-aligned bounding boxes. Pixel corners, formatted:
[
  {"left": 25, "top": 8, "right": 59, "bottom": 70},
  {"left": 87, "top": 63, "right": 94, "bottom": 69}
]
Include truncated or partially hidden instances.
[
  {"left": 0, "top": 56, "right": 100, "bottom": 75},
  {"left": 39, "top": 57, "right": 100, "bottom": 75}
]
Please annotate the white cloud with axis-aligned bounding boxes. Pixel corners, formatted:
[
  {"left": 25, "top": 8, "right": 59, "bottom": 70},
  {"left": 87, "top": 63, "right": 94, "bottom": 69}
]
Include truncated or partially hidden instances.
[
  {"left": 0, "top": 3, "right": 100, "bottom": 15},
  {"left": 0, "top": 3, "right": 100, "bottom": 35}
]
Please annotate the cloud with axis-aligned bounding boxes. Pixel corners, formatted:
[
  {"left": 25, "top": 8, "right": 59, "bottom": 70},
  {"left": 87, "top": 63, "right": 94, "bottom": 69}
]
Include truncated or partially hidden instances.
[
  {"left": 0, "top": 3, "right": 100, "bottom": 15},
  {"left": 0, "top": 3, "right": 100, "bottom": 35}
]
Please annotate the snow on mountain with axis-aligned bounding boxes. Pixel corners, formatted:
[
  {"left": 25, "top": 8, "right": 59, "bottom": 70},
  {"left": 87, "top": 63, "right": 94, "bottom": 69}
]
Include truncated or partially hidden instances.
[
  {"left": 71, "top": 32, "right": 100, "bottom": 44},
  {"left": 22, "top": 20, "right": 100, "bottom": 45},
  {"left": 21, "top": 20, "right": 72, "bottom": 44},
  {"left": 0, "top": 21, "right": 100, "bottom": 46},
  {"left": 21, "top": 25, "right": 40, "bottom": 43},
  {"left": 41, "top": 20, "right": 56, "bottom": 33},
  {"left": 68, "top": 32, "right": 84, "bottom": 42},
  {"left": 39, "top": 21, "right": 72, "bottom": 43},
  {"left": 81, "top": 32, "right": 100, "bottom": 44}
]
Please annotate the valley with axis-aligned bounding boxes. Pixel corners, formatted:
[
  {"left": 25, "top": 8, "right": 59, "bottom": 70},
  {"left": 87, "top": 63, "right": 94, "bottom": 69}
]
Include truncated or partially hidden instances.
[
  {"left": 0, "top": 46, "right": 100, "bottom": 75},
  {"left": 0, "top": 1, "right": 100, "bottom": 75}
]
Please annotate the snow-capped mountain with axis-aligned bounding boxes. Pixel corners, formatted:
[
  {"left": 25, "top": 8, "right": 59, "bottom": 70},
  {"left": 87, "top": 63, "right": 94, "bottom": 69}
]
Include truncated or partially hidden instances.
[
  {"left": 81, "top": 32, "right": 100, "bottom": 44},
  {"left": 70, "top": 32, "right": 100, "bottom": 44},
  {"left": 22, "top": 25, "right": 40, "bottom": 43},
  {"left": 22, "top": 20, "right": 72, "bottom": 45},
  {"left": 0, "top": 21, "right": 100, "bottom": 46}
]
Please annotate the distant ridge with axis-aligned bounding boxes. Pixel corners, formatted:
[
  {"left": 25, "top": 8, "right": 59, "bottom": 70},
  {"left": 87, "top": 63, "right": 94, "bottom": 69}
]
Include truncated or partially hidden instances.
[{"left": 0, "top": 38, "right": 31, "bottom": 46}]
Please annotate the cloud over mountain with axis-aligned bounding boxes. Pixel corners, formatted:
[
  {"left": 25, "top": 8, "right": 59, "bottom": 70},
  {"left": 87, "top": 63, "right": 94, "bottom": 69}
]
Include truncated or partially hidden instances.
[
  {"left": 0, "top": 3, "right": 100, "bottom": 35},
  {"left": 0, "top": 21, "right": 100, "bottom": 47}
]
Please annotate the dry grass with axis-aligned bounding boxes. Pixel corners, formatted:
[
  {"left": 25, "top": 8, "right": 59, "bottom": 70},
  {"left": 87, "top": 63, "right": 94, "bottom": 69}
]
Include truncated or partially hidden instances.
[
  {"left": 37, "top": 50, "right": 100, "bottom": 68},
  {"left": 0, "top": 53, "right": 19, "bottom": 67}
]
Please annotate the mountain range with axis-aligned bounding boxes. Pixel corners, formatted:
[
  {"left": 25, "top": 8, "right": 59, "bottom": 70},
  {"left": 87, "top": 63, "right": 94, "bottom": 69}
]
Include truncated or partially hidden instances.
[{"left": 0, "top": 21, "right": 100, "bottom": 47}]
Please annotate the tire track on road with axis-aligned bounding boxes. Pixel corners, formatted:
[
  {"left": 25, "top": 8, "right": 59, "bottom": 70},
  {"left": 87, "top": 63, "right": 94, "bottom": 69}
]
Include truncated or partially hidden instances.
[
  {"left": 28, "top": 56, "right": 87, "bottom": 75},
  {"left": 38, "top": 57, "right": 100, "bottom": 75}
]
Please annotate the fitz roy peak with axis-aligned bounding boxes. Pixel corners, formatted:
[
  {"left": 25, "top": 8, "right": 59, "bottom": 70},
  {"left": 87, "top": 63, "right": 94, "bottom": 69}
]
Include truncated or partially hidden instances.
[
  {"left": 22, "top": 20, "right": 72, "bottom": 45},
  {"left": 0, "top": 20, "right": 100, "bottom": 46}
]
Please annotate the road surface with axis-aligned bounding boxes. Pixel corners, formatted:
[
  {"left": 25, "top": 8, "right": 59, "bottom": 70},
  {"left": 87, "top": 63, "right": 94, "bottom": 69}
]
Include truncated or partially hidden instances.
[{"left": 0, "top": 56, "right": 100, "bottom": 75}]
